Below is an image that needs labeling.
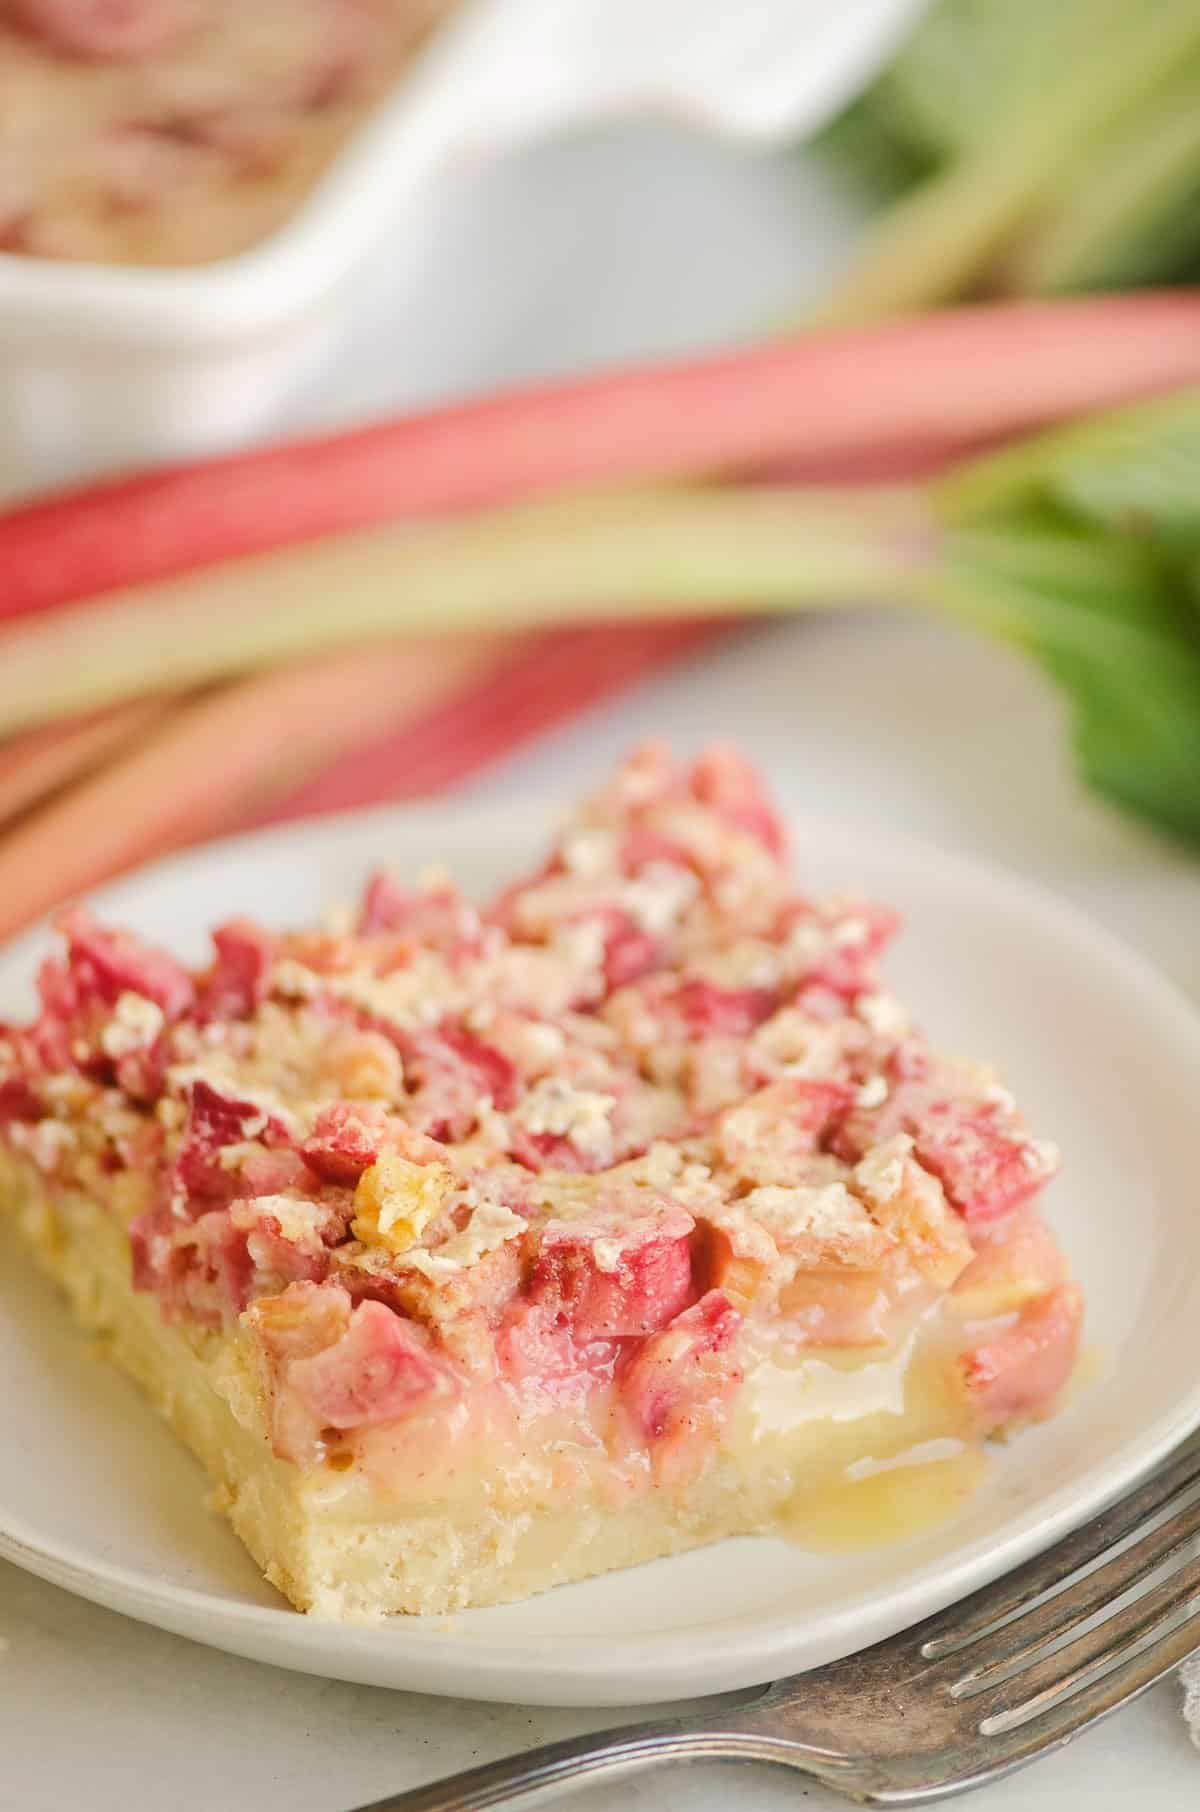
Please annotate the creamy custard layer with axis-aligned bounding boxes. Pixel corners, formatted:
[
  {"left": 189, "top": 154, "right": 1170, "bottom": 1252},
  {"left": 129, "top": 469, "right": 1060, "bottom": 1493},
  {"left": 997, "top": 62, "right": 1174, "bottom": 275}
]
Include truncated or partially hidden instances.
[{"left": 4, "top": 1144, "right": 1007, "bottom": 1618}]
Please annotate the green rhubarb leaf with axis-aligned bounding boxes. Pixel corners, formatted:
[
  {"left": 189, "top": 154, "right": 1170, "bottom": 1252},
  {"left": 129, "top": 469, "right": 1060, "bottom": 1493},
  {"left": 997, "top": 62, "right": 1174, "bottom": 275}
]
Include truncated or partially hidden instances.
[
  {"left": 849, "top": 0, "right": 1119, "bottom": 163},
  {"left": 931, "top": 390, "right": 1200, "bottom": 844},
  {"left": 937, "top": 389, "right": 1200, "bottom": 554},
  {"left": 934, "top": 524, "right": 1200, "bottom": 844},
  {"left": 812, "top": 94, "right": 937, "bottom": 205}
]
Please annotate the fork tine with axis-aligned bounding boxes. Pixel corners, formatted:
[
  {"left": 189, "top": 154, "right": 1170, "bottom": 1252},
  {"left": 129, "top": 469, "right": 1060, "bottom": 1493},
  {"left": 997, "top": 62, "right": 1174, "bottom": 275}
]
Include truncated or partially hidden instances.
[
  {"left": 916, "top": 1435, "right": 1200, "bottom": 1659},
  {"left": 969, "top": 1550, "right": 1200, "bottom": 1731},
  {"left": 966, "top": 1602, "right": 1200, "bottom": 1785},
  {"left": 952, "top": 1485, "right": 1200, "bottom": 1692}
]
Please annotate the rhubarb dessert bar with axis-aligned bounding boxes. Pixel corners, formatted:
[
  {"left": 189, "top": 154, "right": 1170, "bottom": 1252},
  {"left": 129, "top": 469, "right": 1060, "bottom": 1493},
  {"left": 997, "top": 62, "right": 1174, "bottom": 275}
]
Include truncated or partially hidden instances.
[
  {"left": 1, "top": 1, "right": 457, "bottom": 266},
  {"left": 0, "top": 745, "right": 1081, "bottom": 1618}
]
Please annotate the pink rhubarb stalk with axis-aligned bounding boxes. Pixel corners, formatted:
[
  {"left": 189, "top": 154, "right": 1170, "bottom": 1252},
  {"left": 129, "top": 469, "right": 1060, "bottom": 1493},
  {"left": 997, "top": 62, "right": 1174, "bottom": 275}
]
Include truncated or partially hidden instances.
[
  {"left": 2, "top": 293, "right": 1199, "bottom": 630},
  {"left": 251, "top": 619, "right": 728, "bottom": 825},
  {"left": 0, "top": 699, "right": 167, "bottom": 826},
  {"left": 0, "top": 636, "right": 504, "bottom": 940}
]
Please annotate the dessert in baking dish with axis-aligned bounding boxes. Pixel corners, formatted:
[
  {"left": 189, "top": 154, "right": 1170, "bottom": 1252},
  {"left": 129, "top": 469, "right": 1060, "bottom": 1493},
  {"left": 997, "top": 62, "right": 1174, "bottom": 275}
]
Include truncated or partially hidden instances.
[
  {"left": 0, "top": 745, "right": 1081, "bottom": 1617},
  {"left": 0, "top": 1, "right": 456, "bottom": 265}
]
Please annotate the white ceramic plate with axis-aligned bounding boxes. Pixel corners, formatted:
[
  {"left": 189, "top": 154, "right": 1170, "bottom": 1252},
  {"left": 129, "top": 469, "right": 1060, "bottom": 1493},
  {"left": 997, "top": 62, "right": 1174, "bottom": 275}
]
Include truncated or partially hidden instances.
[{"left": 2, "top": 802, "right": 1200, "bottom": 1708}]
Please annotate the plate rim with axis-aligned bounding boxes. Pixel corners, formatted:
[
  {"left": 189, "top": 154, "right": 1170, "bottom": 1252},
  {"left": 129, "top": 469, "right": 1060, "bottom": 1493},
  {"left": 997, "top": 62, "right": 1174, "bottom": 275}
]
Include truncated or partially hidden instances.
[{"left": 3, "top": 797, "right": 1200, "bottom": 1706}]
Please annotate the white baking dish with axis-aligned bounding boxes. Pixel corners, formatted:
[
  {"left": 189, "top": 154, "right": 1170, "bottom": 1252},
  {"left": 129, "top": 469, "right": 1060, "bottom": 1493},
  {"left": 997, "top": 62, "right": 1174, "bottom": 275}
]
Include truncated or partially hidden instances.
[{"left": 0, "top": 0, "right": 924, "bottom": 493}]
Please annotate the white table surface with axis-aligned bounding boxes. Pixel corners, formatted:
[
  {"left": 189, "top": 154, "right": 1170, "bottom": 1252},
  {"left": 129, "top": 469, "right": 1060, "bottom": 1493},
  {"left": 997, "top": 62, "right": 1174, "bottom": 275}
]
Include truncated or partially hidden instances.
[{"left": 3, "top": 118, "right": 1199, "bottom": 1810}]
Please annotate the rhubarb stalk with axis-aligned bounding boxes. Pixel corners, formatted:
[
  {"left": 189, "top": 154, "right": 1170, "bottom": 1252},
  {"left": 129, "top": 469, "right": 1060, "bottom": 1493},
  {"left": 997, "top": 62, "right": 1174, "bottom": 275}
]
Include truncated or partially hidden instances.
[
  {"left": 0, "top": 637, "right": 505, "bottom": 938},
  {"left": 0, "top": 699, "right": 168, "bottom": 826},
  {"left": 813, "top": 0, "right": 1200, "bottom": 321},
  {"left": 11, "top": 380, "right": 1200, "bottom": 859},
  {"left": 0, "top": 484, "right": 933, "bottom": 736},
  {"left": 2, "top": 295, "right": 1200, "bottom": 632}
]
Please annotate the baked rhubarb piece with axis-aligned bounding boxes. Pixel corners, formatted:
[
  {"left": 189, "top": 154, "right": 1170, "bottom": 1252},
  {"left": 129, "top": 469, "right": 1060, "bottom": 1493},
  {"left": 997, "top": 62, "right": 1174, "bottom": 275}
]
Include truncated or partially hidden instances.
[{"left": 0, "top": 745, "right": 1081, "bottom": 1617}]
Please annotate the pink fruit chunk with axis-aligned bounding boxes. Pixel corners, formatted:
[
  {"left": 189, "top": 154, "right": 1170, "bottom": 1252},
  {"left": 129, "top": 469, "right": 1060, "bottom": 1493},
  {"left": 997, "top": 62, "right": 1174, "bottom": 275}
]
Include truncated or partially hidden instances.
[
  {"left": 528, "top": 1208, "right": 695, "bottom": 1338},
  {"left": 244, "top": 1282, "right": 354, "bottom": 1461},
  {"left": 358, "top": 871, "right": 482, "bottom": 956},
  {"left": 58, "top": 908, "right": 194, "bottom": 1018},
  {"left": 669, "top": 979, "right": 779, "bottom": 1037},
  {"left": 950, "top": 1211, "right": 1066, "bottom": 1320},
  {"left": 127, "top": 1208, "right": 161, "bottom": 1294},
  {"left": 620, "top": 1290, "right": 742, "bottom": 1439},
  {"left": 179, "top": 1210, "right": 254, "bottom": 1322},
  {"left": 198, "top": 919, "right": 274, "bottom": 1020},
  {"left": 600, "top": 909, "right": 660, "bottom": 991},
  {"left": 239, "top": 1145, "right": 315, "bottom": 1198},
  {"left": 288, "top": 1300, "right": 447, "bottom": 1430},
  {"left": 174, "top": 1078, "right": 290, "bottom": 1198},
  {"left": 714, "top": 1076, "right": 852, "bottom": 1174},
  {"left": 507, "top": 1128, "right": 595, "bottom": 1174},
  {"left": 593, "top": 740, "right": 676, "bottom": 820},
  {"left": 358, "top": 870, "right": 412, "bottom": 935},
  {"left": 886, "top": 1040, "right": 931, "bottom": 1083},
  {"left": 0, "top": 1076, "right": 41, "bottom": 1126},
  {"left": 404, "top": 1025, "right": 519, "bottom": 1141},
  {"left": 26, "top": 961, "right": 80, "bottom": 1069},
  {"left": 302, "top": 1101, "right": 388, "bottom": 1183},
  {"left": 167, "top": 106, "right": 297, "bottom": 181},
  {"left": 790, "top": 982, "right": 849, "bottom": 1022},
  {"left": 34, "top": 956, "right": 83, "bottom": 1027},
  {"left": 914, "top": 1102, "right": 1056, "bottom": 1222},
  {"left": 95, "top": 121, "right": 212, "bottom": 215},
  {"left": 301, "top": 0, "right": 373, "bottom": 110},
  {"left": 851, "top": 1136, "right": 973, "bottom": 1291},
  {"left": 786, "top": 1076, "right": 855, "bottom": 1143},
  {"left": 688, "top": 745, "right": 787, "bottom": 857},
  {"left": 8, "top": 0, "right": 188, "bottom": 60},
  {"left": 777, "top": 898, "right": 900, "bottom": 998},
  {"left": 619, "top": 827, "right": 697, "bottom": 877},
  {"left": 836, "top": 1076, "right": 1058, "bottom": 1224},
  {"left": 113, "top": 1035, "right": 168, "bottom": 1103},
  {"left": 495, "top": 1300, "right": 622, "bottom": 1409},
  {"left": 131, "top": 1205, "right": 253, "bottom": 1327},
  {"left": 230, "top": 1198, "right": 331, "bottom": 1292},
  {"left": 960, "top": 1284, "right": 1083, "bottom": 1429},
  {"left": 247, "top": 1280, "right": 351, "bottom": 1369},
  {"left": 436, "top": 1025, "right": 519, "bottom": 1111}
]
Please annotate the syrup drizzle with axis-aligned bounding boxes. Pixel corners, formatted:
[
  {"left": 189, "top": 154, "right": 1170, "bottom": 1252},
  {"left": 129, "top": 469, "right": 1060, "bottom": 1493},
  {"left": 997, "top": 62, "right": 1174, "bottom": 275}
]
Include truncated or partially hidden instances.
[{"left": 741, "top": 1325, "right": 992, "bottom": 1552}]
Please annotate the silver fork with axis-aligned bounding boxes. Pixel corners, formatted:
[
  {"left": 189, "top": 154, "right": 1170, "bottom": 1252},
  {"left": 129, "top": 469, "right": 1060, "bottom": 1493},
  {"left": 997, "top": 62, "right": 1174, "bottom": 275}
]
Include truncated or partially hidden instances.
[{"left": 350, "top": 1431, "right": 1200, "bottom": 1809}]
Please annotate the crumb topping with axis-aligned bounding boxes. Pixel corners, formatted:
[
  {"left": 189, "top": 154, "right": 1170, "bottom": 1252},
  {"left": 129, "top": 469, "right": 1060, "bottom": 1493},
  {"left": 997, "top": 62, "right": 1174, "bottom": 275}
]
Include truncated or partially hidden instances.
[{"left": 0, "top": 742, "right": 1067, "bottom": 1457}]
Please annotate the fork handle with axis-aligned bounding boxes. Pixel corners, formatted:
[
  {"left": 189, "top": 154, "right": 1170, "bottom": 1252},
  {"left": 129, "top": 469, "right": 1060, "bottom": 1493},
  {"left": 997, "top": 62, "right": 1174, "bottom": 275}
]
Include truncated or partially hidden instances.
[{"left": 345, "top": 1708, "right": 821, "bottom": 1811}]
